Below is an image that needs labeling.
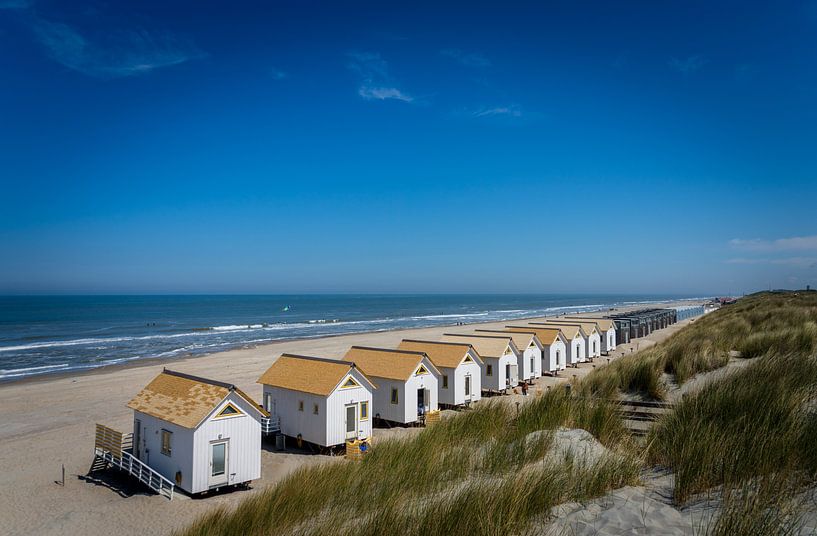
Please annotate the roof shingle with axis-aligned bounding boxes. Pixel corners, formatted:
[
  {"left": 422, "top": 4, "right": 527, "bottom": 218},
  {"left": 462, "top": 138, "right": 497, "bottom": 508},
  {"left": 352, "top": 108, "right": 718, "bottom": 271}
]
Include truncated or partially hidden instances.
[
  {"left": 398, "top": 340, "right": 480, "bottom": 369},
  {"left": 257, "top": 354, "right": 366, "bottom": 396},
  {"left": 343, "top": 346, "right": 438, "bottom": 381},
  {"left": 127, "top": 369, "right": 267, "bottom": 429}
]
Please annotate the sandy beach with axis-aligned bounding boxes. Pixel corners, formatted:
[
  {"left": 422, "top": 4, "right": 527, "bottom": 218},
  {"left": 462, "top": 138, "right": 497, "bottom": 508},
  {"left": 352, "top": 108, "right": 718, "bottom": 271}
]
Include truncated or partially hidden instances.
[{"left": 0, "top": 301, "right": 700, "bottom": 536}]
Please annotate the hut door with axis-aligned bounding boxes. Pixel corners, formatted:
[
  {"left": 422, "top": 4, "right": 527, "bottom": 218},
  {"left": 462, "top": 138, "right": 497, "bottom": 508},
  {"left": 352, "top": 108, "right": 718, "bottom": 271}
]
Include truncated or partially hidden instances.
[
  {"left": 209, "top": 440, "right": 229, "bottom": 487},
  {"left": 464, "top": 375, "right": 472, "bottom": 400},
  {"left": 345, "top": 404, "right": 357, "bottom": 440}
]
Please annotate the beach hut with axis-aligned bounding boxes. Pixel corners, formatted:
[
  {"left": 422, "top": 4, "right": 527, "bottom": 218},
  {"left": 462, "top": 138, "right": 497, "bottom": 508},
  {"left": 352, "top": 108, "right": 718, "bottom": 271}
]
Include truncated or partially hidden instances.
[
  {"left": 544, "top": 320, "right": 603, "bottom": 358},
  {"left": 475, "top": 329, "right": 543, "bottom": 382},
  {"left": 536, "top": 321, "right": 601, "bottom": 359},
  {"left": 257, "top": 354, "right": 375, "bottom": 448},
  {"left": 127, "top": 369, "right": 269, "bottom": 495},
  {"left": 441, "top": 334, "right": 520, "bottom": 394},
  {"left": 530, "top": 323, "right": 586, "bottom": 365},
  {"left": 505, "top": 326, "right": 568, "bottom": 374},
  {"left": 398, "top": 340, "right": 482, "bottom": 407},
  {"left": 342, "top": 346, "right": 440, "bottom": 425},
  {"left": 573, "top": 317, "right": 617, "bottom": 354}
]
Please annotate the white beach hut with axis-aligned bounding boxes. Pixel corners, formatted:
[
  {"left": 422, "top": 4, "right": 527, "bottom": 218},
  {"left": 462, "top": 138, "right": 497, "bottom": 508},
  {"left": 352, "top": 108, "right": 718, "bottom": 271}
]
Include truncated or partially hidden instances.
[
  {"left": 573, "top": 317, "right": 617, "bottom": 354},
  {"left": 476, "top": 329, "right": 544, "bottom": 382},
  {"left": 257, "top": 354, "right": 375, "bottom": 448},
  {"left": 531, "top": 323, "right": 586, "bottom": 366},
  {"left": 505, "top": 326, "right": 568, "bottom": 374},
  {"left": 441, "top": 333, "right": 520, "bottom": 394},
  {"left": 343, "top": 346, "right": 440, "bottom": 425},
  {"left": 540, "top": 321, "right": 602, "bottom": 359},
  {"left": 398, "top": 339, "right": 482, "bottom": 408},
  {"left": 126, "top": 369, "right": 269, "bottom": 495}
]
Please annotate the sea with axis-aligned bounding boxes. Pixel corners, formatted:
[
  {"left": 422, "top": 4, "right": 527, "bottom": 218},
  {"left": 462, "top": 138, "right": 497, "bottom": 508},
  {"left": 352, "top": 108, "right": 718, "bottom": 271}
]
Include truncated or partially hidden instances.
[{"left": 0, "top": 294, "right": 705, "bottom": 381}]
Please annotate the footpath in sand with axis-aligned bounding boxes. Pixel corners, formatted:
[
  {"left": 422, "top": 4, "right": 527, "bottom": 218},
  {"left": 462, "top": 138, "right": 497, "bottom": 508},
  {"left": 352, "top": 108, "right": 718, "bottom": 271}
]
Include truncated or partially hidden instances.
[{"left": 0, "top": 304, "right": 696, "bottom": 536}]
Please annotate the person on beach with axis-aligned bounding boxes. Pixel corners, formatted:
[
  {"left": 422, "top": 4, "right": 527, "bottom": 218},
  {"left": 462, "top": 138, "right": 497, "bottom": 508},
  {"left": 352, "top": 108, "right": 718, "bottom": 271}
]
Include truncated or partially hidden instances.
[{"left": 521, "top": 381, "right": 528, "bottom": 396}]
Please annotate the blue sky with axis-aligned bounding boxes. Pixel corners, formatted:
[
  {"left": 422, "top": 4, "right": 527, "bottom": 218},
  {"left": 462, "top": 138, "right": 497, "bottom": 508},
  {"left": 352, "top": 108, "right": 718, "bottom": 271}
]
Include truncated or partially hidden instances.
[{"left": 1, "top": 1, "right": 816, "bottom": 295}]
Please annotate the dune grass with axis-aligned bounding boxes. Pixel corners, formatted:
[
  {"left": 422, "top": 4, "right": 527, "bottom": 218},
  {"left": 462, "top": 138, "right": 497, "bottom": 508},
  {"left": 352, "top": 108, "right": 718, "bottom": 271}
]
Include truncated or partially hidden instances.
[
  {"left": 582, "top": 292, "right": 817, "bottom": 400},
  {"left": 649, "top": 351, "right": 817, "bottom": 503},
  {"left": 177, "top": 389, "right": 640, "bottom": 536},
  {"left": 179, "top": 291, "right": 817, "bottom": 536}
]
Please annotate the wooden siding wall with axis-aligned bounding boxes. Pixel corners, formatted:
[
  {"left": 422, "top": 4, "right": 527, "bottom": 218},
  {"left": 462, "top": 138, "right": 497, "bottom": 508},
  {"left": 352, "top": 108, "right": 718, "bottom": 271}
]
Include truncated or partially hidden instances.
[
  {"left": 133, "top": 411, "right": 194, "bottom": 493},
  {"left": 191, "top": 393, "right": 262, "bottom": 494},
  {"left": 325, "top": 370, "right": 373, "bottom": 446},
  {"left": 263, "top": 385, "right": 327, "bottom": 447}
]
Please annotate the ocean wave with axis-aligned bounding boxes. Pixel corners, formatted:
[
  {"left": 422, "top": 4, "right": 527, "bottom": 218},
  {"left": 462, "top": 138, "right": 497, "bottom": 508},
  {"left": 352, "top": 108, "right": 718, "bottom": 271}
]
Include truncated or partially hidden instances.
[
  {"left": 410, "top": 312, "right": 491, "bottom": 320},
  {"left": 0, "top": 363, "right": 70, "bottom": 378},
  {"left": 0, "top": 332, "right": 204, "bottom": 353}
]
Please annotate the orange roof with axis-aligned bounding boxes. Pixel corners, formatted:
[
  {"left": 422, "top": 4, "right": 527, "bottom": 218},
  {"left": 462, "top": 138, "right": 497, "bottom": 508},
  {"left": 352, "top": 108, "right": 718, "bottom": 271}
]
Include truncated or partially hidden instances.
[
  {"left": 342, "top": 346, "right": 440, "bottom": 381},
  {"left": 475, "top": 329, "right": 539, "bottom": 350},
  {"left": 505, "top": 325, "right": 564, "bottom": 345},
  {"left": 398, "top": 339, "right": 482, "bottom": 369},
  {"left": 529, "top": 322, "right": 585, "bottom": 339},
  {"left": 441, "top": 334, "right": 514, "bottom": 359},
  {"left": 257, "top": 354, "right": 374, "bottom": 396},
  {"left": 537, "top": 320, "right": 597, "bottom": 336},
  {"left": 571, "top": 317, "right": 615, "bottom": 331},
  {"left": 128, "top": 369, "right": 268, "bottom": 429}
]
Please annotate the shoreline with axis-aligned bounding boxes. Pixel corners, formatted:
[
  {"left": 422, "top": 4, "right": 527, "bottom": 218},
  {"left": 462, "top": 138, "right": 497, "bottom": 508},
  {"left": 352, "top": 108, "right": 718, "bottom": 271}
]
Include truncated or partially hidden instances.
[
  {"left": 0, "top": 298, "right": 705, "bottom": 388},
  {"left": 0, "top": 299, "right": 702, "bottom": 536}
]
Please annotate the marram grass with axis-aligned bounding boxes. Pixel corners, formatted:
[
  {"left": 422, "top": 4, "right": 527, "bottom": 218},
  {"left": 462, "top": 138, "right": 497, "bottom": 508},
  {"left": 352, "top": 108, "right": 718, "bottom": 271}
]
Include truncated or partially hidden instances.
[
  {"left": 179, "top": 291, "right": 817, "bottom": 536},
  {"left": 177, "top": 392, "right": 640, "bottom": 536},
  {"left": 582, "top": 291, "right": 817, "bottom": 399}
]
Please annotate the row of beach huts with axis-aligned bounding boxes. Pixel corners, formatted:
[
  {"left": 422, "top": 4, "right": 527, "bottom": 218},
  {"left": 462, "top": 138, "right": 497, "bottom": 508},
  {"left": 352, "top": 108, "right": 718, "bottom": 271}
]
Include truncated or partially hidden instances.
[{"left": 93, "top": 306, "right": 705, "bottom": 498}]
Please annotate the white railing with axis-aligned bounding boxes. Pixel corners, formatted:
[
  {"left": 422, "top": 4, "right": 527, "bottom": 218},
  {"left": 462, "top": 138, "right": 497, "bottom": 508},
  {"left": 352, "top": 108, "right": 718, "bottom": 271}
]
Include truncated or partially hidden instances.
[
  {"left": 95, "top": 445, "right": 175, "bottom": 500},
  {"left": 261, "top": 415, "right": 281, "bottom": 434}
]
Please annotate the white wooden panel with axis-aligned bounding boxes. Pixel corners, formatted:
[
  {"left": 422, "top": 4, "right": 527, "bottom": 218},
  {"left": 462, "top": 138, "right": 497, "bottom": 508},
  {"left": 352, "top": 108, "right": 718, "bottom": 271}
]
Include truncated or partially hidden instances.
[
  {"left": 133, "top": 411, "right": 194, "bottom": 493},
  {"left": 370, "top": 377, "right": 404, "bottom": 423},
  {"left": 403, "top": 366, "right": 440, "bottom": 423},
  {"left": 326, "top": 369, "right": 373, "bottom": 446},
  {"left": 263, "top": 385, "right": 327, "bottom": 447},
  {"left": 190, "top": 392, "right": 262, "bottom": 493}
]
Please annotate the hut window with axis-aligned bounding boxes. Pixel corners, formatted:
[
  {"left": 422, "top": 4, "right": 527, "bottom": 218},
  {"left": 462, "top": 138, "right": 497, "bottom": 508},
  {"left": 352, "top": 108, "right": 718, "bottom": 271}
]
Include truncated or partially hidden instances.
[
  {"left": 360, "top": 401, "right": 369, "bottom": 420},
  {"left": 391, "top": 388, "right": 399, "bottom": 404},
  {"left": 313, "top": 403, "right": 319, "bottom": 415},
  {"left": 216, "top": 403, "right": 242, "bottom": 418},
  {"left": 298, "top": 401, "right": 304, "bottom": 412},
  {"left": 442, "top": 375, "right": 449, "bottom": 389},
  {"left": 486, "top": 364, "right": 493, "bottom": 376},
  {"left": 161, "top": 430, "right": 172, "bottom": 456},
  {"left": 342, "top": 377, "right": 360, "bottom": 389}
]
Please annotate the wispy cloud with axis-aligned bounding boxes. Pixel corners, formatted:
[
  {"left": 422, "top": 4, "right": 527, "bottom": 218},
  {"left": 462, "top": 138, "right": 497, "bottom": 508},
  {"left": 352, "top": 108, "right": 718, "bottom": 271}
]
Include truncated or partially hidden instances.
[
  {"left": 5, "top": 1, "right": 202, "bottom": 79},
  {"left": 473, "top": 105, "right": 522, "bottom": 118},
  {"left": 358, "top": 86, "right": 413, "bottom": 102},
  {"left": 725, "top": 257, "right": 817, "bottom": 268},
  {"left": 31, "top": 18, "right": 203, "bottom": 78},
  {"left": 347, "top": 51, "right": 414, "bottom": 103},
  {"left": 669, "top": 55, "right": 708, "bottom": 74},
  {"left": 729, "top": 235, "right": 817, "bottom": 252},
  {"left": 441, "top": 48, "right": 491, "bottom": 68},
  {"left": 270, "top": 67, "right": 288, "bottom": 80}
]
